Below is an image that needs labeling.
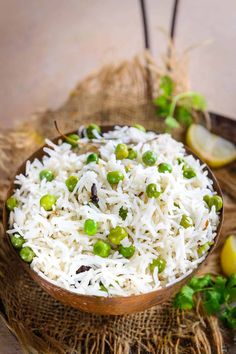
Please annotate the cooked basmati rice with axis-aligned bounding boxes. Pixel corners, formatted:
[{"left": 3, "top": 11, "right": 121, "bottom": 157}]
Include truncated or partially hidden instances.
[{"left": 7, "top": 126, "right": 220, "bottom": 296}]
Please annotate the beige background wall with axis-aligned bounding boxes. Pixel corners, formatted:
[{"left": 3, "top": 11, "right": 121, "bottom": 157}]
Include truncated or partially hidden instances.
[
  {"left": 0, "top": 0, "right": 236, "bottom": 352},
  {"left": 1, "top": 0, "right": 236, "bottom": 130}
]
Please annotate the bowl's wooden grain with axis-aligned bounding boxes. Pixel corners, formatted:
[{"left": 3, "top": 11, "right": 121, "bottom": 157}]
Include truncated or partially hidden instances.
[{"left": 2, "top": 126, "right": 224, "bottom": 315}]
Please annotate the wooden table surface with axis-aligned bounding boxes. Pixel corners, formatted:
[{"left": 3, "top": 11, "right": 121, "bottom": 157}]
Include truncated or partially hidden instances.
[{"left": 0, "top": 0, "right": 236, "bottom": 352}]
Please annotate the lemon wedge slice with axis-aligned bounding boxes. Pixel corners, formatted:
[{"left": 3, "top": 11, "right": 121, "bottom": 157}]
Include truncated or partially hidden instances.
[
  {"left": 186, "top": 124, "right": 236, "bottom": 168},
  {"left": 220, "top": 235, "right": 236, "bottom": 276}
]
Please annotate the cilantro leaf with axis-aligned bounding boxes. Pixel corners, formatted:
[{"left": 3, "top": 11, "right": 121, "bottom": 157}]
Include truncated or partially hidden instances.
[
  {"left": 154, "top": 95, "right": 171, "bottom": 118},
  {"left": 188, "top": 274, "right": 212, "bottom": 292},
  {"left": 190, "top": 93, "right": 206, "bottom": 111},
  {"left": 173, "top": 273, "right": 236, "bottom": 329},
  {"left": 214, "top": 275, "right": 227, "bottom": 289},
  {"left": 154, "top": 76, "right": 206, "bottom": 129},
  {"left": 173, "top": 285, "right": 194, "bottom": 310},
  {"left": 226, "top": 274, "right": 236, "bottom": 302},
  {"left": 175, "top": 106, "right": 192, "bottom": 126},
  {"left": 178, "top": 93, "right": 206, "bottom": 111},
  {"left": 156, "top": 105, "right": 171, "bottom": 118},
  {"left": 226, "top": 273, "right": 236, "bottom": 289},
  {"left": 159, "top": 76, "right": 174, "bottom": 97},
  {"left": 220, "top": 307, "right": 236, "bottom": 329},
  {"left": 214, "top": 275, "right": 229, "bottom": 304},
  {"left": 165, "top": 116, "right": 180, "bottom": 129},
  {"left": 228, "top": 288, "right": 236, "bottom": 302},
  {"left": 203, "top": 290, "right": 222, "bottom": 314},
  {"left": 153, "top": 95, "right": 170, "bottom": 108}
]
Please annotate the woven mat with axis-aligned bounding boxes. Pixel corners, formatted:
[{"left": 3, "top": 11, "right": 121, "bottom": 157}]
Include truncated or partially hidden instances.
[{"left": 0, "top": 54, "right": 236, "bottom": 354}]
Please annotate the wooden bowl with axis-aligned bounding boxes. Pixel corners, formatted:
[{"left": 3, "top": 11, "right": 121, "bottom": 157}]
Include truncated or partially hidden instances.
[{"left": 2, "top": 126, "right": 224, "bottom": 315}]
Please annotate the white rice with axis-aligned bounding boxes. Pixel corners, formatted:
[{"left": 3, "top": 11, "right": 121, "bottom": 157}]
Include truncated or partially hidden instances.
[{"left": 7, "top": 126, "right": 220, "bottom": 296}]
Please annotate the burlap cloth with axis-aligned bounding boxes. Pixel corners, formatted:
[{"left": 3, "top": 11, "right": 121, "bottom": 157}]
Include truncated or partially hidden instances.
[{"left": 0, "top": 53, "right": 235, "bottom": 354}]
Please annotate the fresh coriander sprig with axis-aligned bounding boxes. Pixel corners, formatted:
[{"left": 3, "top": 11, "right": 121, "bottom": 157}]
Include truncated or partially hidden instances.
[
  {"left": 173, "top": 273, "right": 236, "bottom": 329},
  {"left": 153, "top": 76, "right": 206, "bottom": 129}
]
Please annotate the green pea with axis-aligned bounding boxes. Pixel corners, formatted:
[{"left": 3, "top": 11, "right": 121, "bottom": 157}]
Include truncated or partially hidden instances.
[
  {"left": 6, "top": 196, "right": 18, "bottom": 211},
  {"left": 119, "top": 206, "right": 128, "bottom": 220},
  {"left": 39, "top": 169, "right": 54, "bottom": 182},
  {"left": 65, "top": 134, "right": 80, "bottom": 148},
  {"left": 180, "top": 215, "right": 193, "bottom": 228},
  {"left": 115, "top": 144, "right": 129, "bottom": 160},
  {"left": 203, "top": 194, "right": 223, "bottom": 212},
  {"left": 142, "top": 150, "right": 157, "bottom": 166},
  {"left": 198, "top": 242, "right": 211, "bottom": 256},
  {"left": 158, "top": 163, "right": 172, "bottom": 173},
  {"left": 93, "top": 240, "right": 111, "bottom": 258},
  {"left": 86, "top": 153, "right": 99, "bottom": 164},
  {"left": 84, "top": 219, "right": 98, "bottom": 236},
  {"left": 127, "top": 148, "right": 138, "bottom": 160},
  {"left": 149, "top": 256, "right": 166, "bottom": 273},
  {"left": 119, "top": 245, "right": 135, "bottom": 259},
  {"left": 183, "top": 166, "right": 196, "bottom": 179},
  {"left": 10, "top": 234, "right": 25, "bottom": 249},
  {"left": 209, "top": 195, "right": 223, "bottom": 212},
  {"left": 86, "top": 124, "right": 101, "bottom": 139},
  {"left": 107, "top": 171, "right": 124, "bottom": 185},
  {"left": 203, "top": 195, "right": 211, "bottom": 207},
  {"left": 40, "top": 194, "right": 57, "bottom": 211},
  {"left": 146, "top": 183, "right": 161, "bottom": 198},
  {"left": 133, "top": 124, "right": 146, "bottom": 132},
  {"left": 65, "top": 176, "right": 79, "bottom": 192},
  {"left": 20, "top": 247, "right": 35, "bottom": 263},
  {"left": 108, "top": 226, "right": 128, "bottom": 245}
]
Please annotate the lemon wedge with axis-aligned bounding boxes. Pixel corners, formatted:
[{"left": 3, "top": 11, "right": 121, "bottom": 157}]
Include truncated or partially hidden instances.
[
  {"left": 220, "top": 235, "right": 236, "bottom": 276},
  {"left": 186, "top": 124, "right": 236, "bottom": 168}
]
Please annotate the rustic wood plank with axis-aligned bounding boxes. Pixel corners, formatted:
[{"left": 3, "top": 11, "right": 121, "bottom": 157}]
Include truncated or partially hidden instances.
[
  {"left": 210, "top": 112, "right": 236, "bottom": 143},
  {"left": 0, "top": 319, "right": 22, "bottom": 354}
]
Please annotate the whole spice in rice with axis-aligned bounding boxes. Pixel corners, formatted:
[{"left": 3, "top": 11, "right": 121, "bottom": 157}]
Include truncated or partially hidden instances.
[
  {"left": 76, "top": 265, "right": 92, "bottom": 274},
  {"left": 91, "top": 183, "right": 99, "bottom": 204}
]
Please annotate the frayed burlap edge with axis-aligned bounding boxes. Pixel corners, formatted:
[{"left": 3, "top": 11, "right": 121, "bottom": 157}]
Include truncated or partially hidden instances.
[{"left": 0, "top": 52, "right": 235, "bottom": 354}]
